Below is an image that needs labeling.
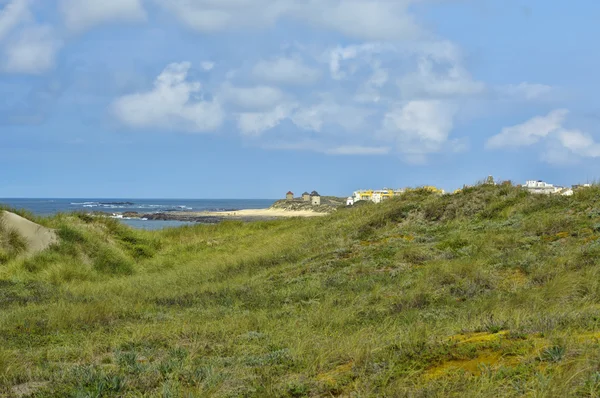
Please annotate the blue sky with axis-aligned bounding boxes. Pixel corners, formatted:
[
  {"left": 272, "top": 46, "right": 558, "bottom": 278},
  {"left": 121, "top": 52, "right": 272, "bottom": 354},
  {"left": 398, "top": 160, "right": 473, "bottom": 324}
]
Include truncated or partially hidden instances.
[{"left": 1, "top": 0, "right": 599, "bottom": 198}]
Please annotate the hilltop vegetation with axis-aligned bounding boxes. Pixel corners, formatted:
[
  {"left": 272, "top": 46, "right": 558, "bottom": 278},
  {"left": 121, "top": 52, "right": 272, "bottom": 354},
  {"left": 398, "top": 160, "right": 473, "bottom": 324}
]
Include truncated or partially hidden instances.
[
  {"left": 1, "top": 184, "right": 600, "bottom": 397},
  {"left": 270, "top": 196, "right": 346, "bottom": 213}
]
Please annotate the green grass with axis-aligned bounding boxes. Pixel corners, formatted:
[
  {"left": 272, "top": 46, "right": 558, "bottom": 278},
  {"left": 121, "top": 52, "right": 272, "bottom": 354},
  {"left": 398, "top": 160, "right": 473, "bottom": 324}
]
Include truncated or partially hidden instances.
[{"left": 1, "top": 184, "right": 600, "bottom": 396}]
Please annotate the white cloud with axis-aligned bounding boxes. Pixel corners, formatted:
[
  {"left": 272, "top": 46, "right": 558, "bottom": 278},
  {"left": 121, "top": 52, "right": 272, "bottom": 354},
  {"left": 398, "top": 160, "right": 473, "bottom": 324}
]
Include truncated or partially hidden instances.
[
  {"left": 60, "top": 0, "right": 146, "bottom": 32},
  {"left": 301, "top": 0, "right": 421, "bottom": 41},
  {"left": 489, "top": 109, "right": 600, "bottom": 163},
  {"left": 381, "top": 100, "right": 459, "bottom": 161},
  {"left": 329, "top": 46, "right": 357, "bottom": 80},
  {"left": 539, "top": 145, "right": 576, "bottom": 165},
  {"left": 557, "top": 130, "right": 600, "bottom": 158},
  {"left": 0, "top": 0, "right": 29, "bottom": 42},
  {"left": 229, "top": 92, "right": 376, "bottom": 143},
  {"left": 155, "top": 0, "right": 287, "bottom": 32},
  {"left": 541, "top": 130, "right": 600, "bottom": 165},
  {"left": 219, "top": 83, "right": 286, "bottom": 111},
  {"left": 260, "top": 140, "right": 324, "bottom": 152},
  {"left": 3, "top": 25, "right": 62, "bottom": 74},
  {"left": 252, "top": 56, "right": 320, "bottom": 85},
  {"left": 0, "top": 1, "right": 63, "bottom": 74},
  {"left": 415, "top": 40, "right": 463, "bottom": 63},
  {"left": 291, "top": 101, "right": 373, "bottom": 133},
  {"left": 222, "top": 39, "right": 476, "bottom": 162},
  {"left": 260, "top": 140, "right": 391, "bottom": 156},
  {"left": 328, "top": 43, "right": 388, "bottom": 80},
  {"left": 486, "top": 109, "right": 568, "bottom": 149},
  {"left": 398, "top": 56, "right": 485, "bottom": 98},
  {"left": 391, "top": 41, "right": 484, "bottom": 100},
  {"left": 111, "top": 62, "right": 224, "bottom": 133},
  {"left": 325, "top": 145, "right": 390, "bottom": 155},
  {"left": 91, "top": 0, "right": 564, "bottom": 165},
  {"left": 237, "top": 103, "right": 297, "bottom": 136},
  {"left": 368, "top": 64, "right": 388, "bottom": 88},
  {"left": 200, "top": 61, "right": 214, "bottom": 71},
  {"left": 326, "top": 39, "right": 483, "bottom": 106},
  {"left": 157, "top": 0, "right": 421, "bottom": 41},
  {"left": 499, "top": 82, "right": 553, "bottom": 100},
  {"left": 290, "top": 106, "right": 324, "bottom": 132},
  {"left": 355, "top": 60, "right": 389, "bottom": 103}
]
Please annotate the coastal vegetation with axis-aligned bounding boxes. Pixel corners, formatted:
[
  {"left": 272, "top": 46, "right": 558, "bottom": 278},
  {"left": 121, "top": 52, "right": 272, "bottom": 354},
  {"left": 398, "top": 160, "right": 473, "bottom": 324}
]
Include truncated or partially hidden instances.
[
  {"left": 1, "top": 183, "right": 600, "bottom": 396},
  {"left": 270, "top": 196, "right": 346, "bottom": 213}
]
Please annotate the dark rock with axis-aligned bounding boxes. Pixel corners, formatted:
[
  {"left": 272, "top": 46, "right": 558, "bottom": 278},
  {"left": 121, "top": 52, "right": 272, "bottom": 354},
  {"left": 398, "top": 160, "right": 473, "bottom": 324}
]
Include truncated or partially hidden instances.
[
  {"left": 122, "top": 212, "right": 141, "bottom": 218},
  {"left": 141, "top": 213, "right": 222, "bottom": 223}
]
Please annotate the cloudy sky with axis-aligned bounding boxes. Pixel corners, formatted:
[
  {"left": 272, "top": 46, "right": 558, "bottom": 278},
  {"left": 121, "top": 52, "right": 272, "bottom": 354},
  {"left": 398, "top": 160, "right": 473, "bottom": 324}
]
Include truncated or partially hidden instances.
[{"left": 1, "top": 0, "right": 598, "bottom": 198}]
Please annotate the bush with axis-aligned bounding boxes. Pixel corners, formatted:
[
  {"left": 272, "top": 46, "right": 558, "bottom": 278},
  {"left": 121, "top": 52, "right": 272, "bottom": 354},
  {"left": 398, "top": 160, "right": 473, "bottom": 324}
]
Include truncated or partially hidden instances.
[{"left": 93, "top": 247, "right": 134, "bottom": 275}]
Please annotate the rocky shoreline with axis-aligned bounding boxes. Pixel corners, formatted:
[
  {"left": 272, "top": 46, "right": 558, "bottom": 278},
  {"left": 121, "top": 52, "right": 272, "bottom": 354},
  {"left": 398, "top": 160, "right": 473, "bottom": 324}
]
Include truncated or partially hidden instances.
[
  {"left": 106, "top": 211, "right": 272, "bottom": 223},
  {"left": 96, "top": 198, "right": 346, "bottom": 224},
  {"left": 140, "top": 212, "right": 280, "bottom": 223},
  {"left": 104, "top": 208, "right": 328, "bottom": 223}
]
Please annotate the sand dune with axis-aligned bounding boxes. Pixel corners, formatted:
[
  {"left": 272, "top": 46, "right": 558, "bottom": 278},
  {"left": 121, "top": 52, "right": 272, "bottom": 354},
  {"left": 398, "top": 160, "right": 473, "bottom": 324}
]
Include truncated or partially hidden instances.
[{"left": 1, "top": 211, "right": 57, "bottom": 255}]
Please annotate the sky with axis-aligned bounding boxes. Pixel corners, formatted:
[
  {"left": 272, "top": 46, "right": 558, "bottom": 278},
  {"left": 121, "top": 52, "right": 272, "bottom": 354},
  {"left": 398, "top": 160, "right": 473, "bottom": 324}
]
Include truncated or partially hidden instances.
[{"left": 1, "top": 0, "right": 600, "bottom": 198}]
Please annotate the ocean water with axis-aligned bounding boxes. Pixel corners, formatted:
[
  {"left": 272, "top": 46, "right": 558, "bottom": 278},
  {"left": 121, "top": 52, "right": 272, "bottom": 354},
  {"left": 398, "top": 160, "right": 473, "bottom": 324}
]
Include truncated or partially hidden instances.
[{"left": 0, "top": 198, "right": 276, "bottom": 230}]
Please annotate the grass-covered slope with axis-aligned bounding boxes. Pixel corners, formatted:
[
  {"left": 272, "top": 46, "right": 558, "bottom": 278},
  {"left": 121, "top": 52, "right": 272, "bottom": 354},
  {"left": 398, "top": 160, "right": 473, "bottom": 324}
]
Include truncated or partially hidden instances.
[{"left": 1, "top": 184, "right": 600, "bottom": 397}]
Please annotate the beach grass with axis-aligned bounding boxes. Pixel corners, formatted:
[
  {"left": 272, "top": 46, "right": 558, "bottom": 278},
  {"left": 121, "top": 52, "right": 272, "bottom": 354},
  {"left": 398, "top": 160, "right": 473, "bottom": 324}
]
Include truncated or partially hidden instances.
[{"left": 1, "top": 183, "right": 600, "bottom": 396}]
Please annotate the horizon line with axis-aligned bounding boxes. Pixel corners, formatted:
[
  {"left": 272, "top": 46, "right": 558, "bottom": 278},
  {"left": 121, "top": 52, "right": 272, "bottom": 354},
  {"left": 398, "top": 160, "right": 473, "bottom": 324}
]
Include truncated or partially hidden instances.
[{"left": 0, "top": 197, "right": 281, "bottom": 200}]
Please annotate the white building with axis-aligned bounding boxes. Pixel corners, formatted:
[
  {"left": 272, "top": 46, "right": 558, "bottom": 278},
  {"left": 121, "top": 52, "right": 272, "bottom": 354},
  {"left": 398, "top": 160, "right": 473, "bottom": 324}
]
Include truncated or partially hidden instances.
[
  {"left": 372, "top": 190, "right": 394, "bottom": 204},
  {"left": 346, "top": 197, "right": 354, "bottom": 206},
  {"left": 572, "top": 184, "right": 592, "bottom": 190},
  {"left": 522, "top": 180, "right": 562, "bottom": 195}
]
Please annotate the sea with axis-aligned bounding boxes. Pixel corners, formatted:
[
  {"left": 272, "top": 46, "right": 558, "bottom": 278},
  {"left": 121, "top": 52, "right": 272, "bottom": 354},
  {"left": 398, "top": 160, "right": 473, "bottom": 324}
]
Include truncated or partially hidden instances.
[{"left": 0, "top": 198, "right": 276, "bottom": 230}]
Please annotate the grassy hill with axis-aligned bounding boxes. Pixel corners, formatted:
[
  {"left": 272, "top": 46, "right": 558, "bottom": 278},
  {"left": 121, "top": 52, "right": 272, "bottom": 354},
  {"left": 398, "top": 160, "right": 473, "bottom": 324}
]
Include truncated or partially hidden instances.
[
  {"left": 1, "top": 184, "right": 600, "bottom": 397},
  {"left": 270, "top": 196, "right": 346, "bottom": 213}
]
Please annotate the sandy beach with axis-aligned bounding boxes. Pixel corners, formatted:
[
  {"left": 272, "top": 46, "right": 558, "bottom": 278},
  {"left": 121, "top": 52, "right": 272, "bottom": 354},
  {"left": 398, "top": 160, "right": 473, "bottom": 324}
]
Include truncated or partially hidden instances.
[
  {"left": 166, "top": 208, "right": 328, "bottom": 219},
  {"left": 114, "top": 206, "right": 333, "bottom": 223}
]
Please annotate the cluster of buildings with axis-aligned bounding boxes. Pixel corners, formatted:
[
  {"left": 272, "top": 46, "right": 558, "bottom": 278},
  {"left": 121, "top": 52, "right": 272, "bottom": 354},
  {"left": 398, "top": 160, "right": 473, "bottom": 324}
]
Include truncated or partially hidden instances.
[
  {"left": 346, "top": 186, "right": 445, "bottom": 206},
  {"left": 520, "top": 180, "right": 591, "bottom": 196},
  {"left": 285, "top": 191, "right": 321, "bottom": 205},
  {"left": 453, "top": 176, "right": 592, "bottom": 197},
  {"left": 347, "top": 189, "right": 404, "bottom": 206},
  {"left": 343, "top": 177, "right": 594, "bottom": 206},
  {"left": 286, "top": 177, "right": 594, "bottom": 208}
]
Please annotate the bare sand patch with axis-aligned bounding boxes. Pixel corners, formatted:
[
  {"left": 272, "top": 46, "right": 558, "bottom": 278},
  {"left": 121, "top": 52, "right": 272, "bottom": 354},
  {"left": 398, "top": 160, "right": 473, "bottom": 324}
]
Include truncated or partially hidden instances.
[
  {"left": 1, "top": 211, "right": 57, "bottom": 254},
  {"left": 11, "top": 381, "right": 49, "bottom": 397}
]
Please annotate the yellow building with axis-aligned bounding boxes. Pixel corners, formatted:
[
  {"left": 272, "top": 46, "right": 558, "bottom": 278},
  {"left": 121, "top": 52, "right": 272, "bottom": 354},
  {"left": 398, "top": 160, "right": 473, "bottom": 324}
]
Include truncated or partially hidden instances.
[
  {"left": 351, "top": 189, "right": 405, "bottom": 204},
  {"left": 355, "top": 190, "right": 374, "bottom": 201}
]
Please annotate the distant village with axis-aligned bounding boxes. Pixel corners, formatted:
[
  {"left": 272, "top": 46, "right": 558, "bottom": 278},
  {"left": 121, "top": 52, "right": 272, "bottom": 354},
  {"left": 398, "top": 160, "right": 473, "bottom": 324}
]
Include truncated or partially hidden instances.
[{"left": 285, "top": 176, "right": 594, "bottom": 207}]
